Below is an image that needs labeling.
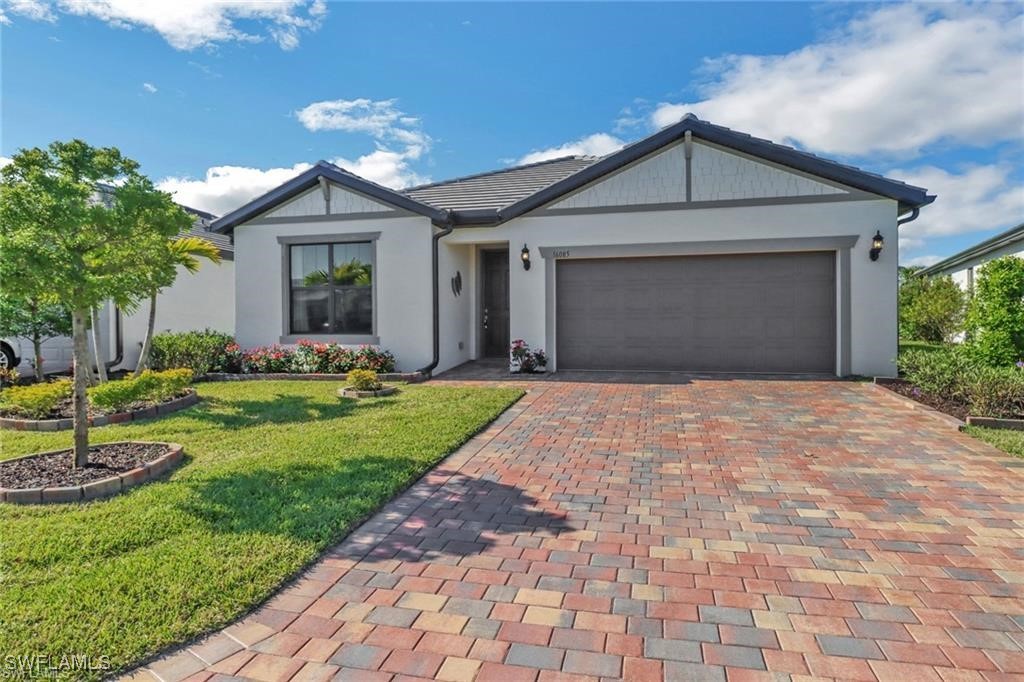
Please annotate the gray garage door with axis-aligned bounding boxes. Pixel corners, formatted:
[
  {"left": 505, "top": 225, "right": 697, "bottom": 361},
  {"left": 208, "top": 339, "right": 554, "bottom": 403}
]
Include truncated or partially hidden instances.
[{"left": 556, "top": 252, "right": 835, "bottom": 373}]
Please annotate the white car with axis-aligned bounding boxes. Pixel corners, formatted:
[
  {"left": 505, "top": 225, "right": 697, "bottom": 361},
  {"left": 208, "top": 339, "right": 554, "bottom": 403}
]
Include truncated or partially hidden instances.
[{"left": 1, "top": 338, "right": 22, "bottom": 370}]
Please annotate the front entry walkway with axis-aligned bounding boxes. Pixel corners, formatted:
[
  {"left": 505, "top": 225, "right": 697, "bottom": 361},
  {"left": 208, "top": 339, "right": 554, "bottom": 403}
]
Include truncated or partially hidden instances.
[{"left": 133, "top": 379, "right": 1023, "bottom": 681}]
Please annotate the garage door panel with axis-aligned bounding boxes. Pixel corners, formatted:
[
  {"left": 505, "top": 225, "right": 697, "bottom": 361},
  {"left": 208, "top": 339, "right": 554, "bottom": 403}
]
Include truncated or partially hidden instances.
[{"left": 556, "top": 252, "right": 835, "bottom": 373}]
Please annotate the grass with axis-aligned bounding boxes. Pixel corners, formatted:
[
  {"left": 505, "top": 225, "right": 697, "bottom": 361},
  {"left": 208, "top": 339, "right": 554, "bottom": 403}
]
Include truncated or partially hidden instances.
[
  {"left": 0, "top": 380, "right": 522, "bottom": 679},
  {"left": 898, "top": 340, "right": 949, "bottom": 356},
  {"left": 965, "top": 425, "right": 1024, "bottom": 460}
]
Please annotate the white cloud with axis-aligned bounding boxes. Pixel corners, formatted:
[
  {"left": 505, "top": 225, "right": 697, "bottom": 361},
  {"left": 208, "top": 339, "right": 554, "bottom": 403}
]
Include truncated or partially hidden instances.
[
  {"left": 0, "top": 0, "right": 327, "bottom": 50},
  {"left": 902, "top": 254, "right": 944, "bottom": 268},
  {"left": 0, "top": 0, "right": 55, "bottom": 24},
  {"left": 894, "top": 164, "right": 1024, "bottom": 241},
  {"left": 0, "top": 156, "right": 13, "bottom": 168},
  {"left": 652, "top": 4, "right": 1024, "bottom": 157},
  {"left": 518, "top": 133, "right": 625, "bottom": 165},
  {"left": 142, "top": 82, "right": 157, "bottom": 94},
  {"left": 158, "top": 152, "right": 428, "bottom": 217},
  {"left": 295, "top": 98, "right": 430, "bottom": 156}
]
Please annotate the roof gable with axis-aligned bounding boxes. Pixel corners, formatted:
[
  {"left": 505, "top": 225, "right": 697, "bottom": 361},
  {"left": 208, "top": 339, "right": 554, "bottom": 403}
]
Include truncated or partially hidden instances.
[
  {"left": 498, "top": 115, "right": 934, "bottom": 221},
  {"left": 211, "top": 161, "right": 447, "bottom": 233}
]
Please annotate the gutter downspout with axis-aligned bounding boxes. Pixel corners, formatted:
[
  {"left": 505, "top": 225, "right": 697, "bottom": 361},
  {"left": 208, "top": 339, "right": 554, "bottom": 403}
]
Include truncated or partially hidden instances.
[
  {"left": 104, "top": 306, "right": 123, "bottom": 371},
  {"left": 414, "top": 212, "right": 455, "bottom": 379},
  {"left": 897, "top": 207, "right": 920, "bottom": 227}
]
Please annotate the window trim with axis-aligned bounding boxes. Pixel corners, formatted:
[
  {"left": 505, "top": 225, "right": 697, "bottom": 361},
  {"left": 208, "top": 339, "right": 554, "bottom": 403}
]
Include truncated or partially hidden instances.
[{"left": 277, "top": 233, "right": 380, "bottom": 344}]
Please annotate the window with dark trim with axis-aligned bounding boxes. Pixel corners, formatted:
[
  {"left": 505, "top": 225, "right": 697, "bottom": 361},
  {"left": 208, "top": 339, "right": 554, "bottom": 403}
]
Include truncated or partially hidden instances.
[{"left": 288, "top": 242, "right": 373, "bottom": 335}]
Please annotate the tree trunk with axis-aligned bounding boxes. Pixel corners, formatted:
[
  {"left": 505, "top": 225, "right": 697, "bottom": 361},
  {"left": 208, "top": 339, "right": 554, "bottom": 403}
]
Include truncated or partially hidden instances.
[
  {"left": 134, "top": 291, "right": 158, "bottom": 377},
  {"left": 32, "top": 334, "right": 44, "bottom": 382},
  {"left": 91, "top": 306, "right": 107, "bottom": 383},
  {"left": 71, "top": 308, "right": 90, "bottom": 468}
]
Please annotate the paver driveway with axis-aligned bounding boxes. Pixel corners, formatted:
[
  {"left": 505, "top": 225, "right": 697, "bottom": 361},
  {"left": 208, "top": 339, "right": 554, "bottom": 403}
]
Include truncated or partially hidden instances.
[{"left": 134, "top": 379, "right": 1024, "bottom": 682}]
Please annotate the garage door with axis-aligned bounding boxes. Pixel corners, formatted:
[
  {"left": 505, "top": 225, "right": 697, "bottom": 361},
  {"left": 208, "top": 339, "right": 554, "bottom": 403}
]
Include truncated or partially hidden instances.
[{"left": 556, "top": 252, "right": 835, "bottom": 373}]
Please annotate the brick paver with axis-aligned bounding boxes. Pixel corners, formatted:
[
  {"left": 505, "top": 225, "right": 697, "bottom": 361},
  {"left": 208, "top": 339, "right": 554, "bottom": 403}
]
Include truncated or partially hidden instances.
[{"left": 129, "top": 376, "right": 1024, "bottom": 681}]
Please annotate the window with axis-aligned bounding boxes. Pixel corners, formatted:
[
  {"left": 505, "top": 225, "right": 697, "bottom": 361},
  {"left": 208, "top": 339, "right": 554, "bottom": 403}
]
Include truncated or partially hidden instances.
[{"left": 289, "top": 241, "right": 373, "bottom": 335}]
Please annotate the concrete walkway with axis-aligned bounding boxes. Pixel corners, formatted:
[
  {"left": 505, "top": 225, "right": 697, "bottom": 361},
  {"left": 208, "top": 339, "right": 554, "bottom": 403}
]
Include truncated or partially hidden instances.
[{"left": 130, "top": 378, "right": 1024, "bottom": 681}]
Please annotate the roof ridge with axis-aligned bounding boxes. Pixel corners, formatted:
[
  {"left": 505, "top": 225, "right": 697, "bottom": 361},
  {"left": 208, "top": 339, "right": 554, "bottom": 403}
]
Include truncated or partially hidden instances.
[{"left": 402, "top": 155, "right": 593, "bottom": 192}]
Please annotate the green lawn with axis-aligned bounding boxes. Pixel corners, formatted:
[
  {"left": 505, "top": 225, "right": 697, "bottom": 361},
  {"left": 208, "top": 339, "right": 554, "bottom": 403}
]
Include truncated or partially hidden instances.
[
  {"left": 965, "top": 425, "right": 1024, "bottom": 460},
  {"left": 0, "top": 381, "right": 522, "bottom": 679}
]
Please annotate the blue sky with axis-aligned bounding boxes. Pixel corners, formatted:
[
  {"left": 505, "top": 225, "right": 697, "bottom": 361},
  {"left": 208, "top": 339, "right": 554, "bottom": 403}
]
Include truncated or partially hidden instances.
[{"left": 2, "top": 1, "right": 1021, "bottom": 265}]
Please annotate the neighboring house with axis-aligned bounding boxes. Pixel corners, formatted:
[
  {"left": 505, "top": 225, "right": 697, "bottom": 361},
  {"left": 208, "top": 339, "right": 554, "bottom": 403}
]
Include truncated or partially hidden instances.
[
  {"left": 917, "top": 221, "right": 1024, "bottom": 294},
  {"left": 212, "top": 114, "right": 934, "bottom": 378},
  {"left": 16, "top": 208, "right": 235, "bottom": 375}
]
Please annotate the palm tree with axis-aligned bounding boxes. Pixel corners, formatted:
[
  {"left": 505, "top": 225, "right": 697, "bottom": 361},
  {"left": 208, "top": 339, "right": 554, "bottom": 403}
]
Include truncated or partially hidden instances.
[{"left": 134, "top": 236, "right": 222, "bottom": 376}]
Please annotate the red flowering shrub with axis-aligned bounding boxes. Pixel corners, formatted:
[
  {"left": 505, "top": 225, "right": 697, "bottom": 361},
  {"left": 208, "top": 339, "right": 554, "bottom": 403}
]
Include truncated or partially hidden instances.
[{"left": 238, "top": 340, "right": 395, "bottom": 374}]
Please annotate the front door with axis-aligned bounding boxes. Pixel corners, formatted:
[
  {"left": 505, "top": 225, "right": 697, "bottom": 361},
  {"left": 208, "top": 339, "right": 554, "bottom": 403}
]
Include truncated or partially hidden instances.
[{"left": 482, "top": 249, "right": 510, "bottom": 357}]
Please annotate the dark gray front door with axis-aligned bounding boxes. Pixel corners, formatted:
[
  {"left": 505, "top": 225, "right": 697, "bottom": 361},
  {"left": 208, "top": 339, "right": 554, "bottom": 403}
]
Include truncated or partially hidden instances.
[
  {"left": 482, "top": 249, "right": 510, "bottom": 357},
  {"left": 556, "top": 252, "right": 835, "bottom": 373}
]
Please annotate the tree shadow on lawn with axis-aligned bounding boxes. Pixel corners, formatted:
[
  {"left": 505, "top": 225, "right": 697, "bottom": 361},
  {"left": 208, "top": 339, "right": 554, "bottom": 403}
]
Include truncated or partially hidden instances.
[
  {"left": 187, "top": 392, "right": 397, "bottom": 428},
  {"left": 176, "top": 456, "right": 575, "bottom": 561}
]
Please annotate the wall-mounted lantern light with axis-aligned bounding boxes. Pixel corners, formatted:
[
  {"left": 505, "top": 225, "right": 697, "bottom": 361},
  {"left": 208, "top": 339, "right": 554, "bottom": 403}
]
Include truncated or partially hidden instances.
[
  {"left": 869, "top": 230, "right": 884, "bottom": 261},
  {"left": 521, "top": 244, "right": 531, "bottom": 271}
]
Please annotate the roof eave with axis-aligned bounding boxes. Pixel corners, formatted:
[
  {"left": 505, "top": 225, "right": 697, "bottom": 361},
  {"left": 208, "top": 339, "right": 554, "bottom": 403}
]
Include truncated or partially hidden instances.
[{"left": 918, "top": 221, "right": 1024, "bottom": 276}]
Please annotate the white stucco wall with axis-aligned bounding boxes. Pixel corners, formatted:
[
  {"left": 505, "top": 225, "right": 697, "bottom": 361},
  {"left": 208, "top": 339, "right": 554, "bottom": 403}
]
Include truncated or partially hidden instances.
[
  {"left": 12, "top": 261, "right": 234, "bottom": 375},
  {"left": 113, "top": 259, "right": 235, "bottom": 371},
  {"left": 446, "top": 198, "right": 900, "bottom": 377},
  {"left": 233, "top": 215, "right": 435, "bottom": 372}
]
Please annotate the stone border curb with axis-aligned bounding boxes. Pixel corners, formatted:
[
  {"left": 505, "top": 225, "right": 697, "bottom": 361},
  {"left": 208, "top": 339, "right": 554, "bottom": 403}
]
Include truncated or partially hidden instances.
[
  {"left": 871, "top": 380, "right": 966, "bottom": 429},
  {"left": 965, "top": 415, "right": 1024, "bottom": 430},
  {"left": 200, "top": 371, "right": 424, "bottom": 383},
  {"left": 337, "top": 386, "right": 398, "bottom": 399},
  {"left": 0, "top": 391, "right": 199, "bottom": 432},
  {"left": 0, "top": 441, "right": 184, "bottom": 505}
]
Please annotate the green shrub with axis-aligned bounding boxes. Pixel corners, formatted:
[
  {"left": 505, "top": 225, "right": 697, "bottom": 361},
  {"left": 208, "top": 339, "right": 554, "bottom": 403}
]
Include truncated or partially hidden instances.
[
  {"left": 150, "top": 330, "right": 238, "bottom": 374},
  {"left": 144, "top": 368, "right": 193, "bottom": 401},
  {"left": 898, "top": 347, "right": 977, "bottom": 404},
  {"left": 898, "top": 269, "right": 966, "bottom": 343},
  {"left": 348, "top": 369, "right": 382, "bottom": 391},
  {"left": 88, "top": 369, "right": 194, "bottom": 413},
  {"left": 88, "top": 377, "right": 145, "bottom": 413},
  {"left": 898, "top": 347, "right": 1024, "bottom": 418},
  {"left": 965, "top": 256, "right": 1024, "bottom": 366},
  {"left": 963, "top": 366, "right": 1024, "bottom": 419},
  {"left": 0, "top": 379, "right": 71, "bottom": 418}
]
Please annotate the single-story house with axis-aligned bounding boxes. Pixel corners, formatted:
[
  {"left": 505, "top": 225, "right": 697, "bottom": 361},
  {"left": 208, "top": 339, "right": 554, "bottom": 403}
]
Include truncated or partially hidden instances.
[
  {"left": 212, "top": 114, "right": 934, "bottom": 378},
  {"left": 11, "top": 208, "right": 234, "bottom": 375},
  {"left": 917, "top": 221, "right": 1024, "bottom": 293}
]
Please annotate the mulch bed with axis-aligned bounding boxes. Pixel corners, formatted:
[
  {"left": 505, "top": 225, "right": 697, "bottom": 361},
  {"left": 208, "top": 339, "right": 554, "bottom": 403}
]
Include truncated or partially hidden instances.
[
  {"left": 0, "top": 442, "right": 170, "bottom": 489},
  {"left": 882, "top": 380, "right": 970, "bottom": 421}
]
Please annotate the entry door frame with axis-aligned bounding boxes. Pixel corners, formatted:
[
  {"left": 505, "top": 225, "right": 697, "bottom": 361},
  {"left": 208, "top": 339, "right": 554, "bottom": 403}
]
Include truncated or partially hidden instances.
[
  {"left": 478, "top": 246, "right": 510, "bottom": 359},
  {"left": 540, "top": 235, "right": 858, "bottom": 376}
]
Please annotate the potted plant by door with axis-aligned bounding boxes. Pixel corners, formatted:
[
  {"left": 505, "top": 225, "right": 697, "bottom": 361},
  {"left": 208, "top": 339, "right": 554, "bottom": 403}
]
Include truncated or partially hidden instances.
[{"left": 510, "top": 340, "right": 548, "bottom": 374}]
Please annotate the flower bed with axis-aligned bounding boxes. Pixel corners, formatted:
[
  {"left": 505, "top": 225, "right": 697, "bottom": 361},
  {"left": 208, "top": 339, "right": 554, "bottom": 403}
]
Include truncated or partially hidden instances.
[
  {"left": 0, "top": 441, "right": 184, "bottom": 504},
  {"left": 232, "top": 340, "right": 396, "bottom": 374},
  {"left": 0, "top": 369, "right": 197, "bottom": 430}
]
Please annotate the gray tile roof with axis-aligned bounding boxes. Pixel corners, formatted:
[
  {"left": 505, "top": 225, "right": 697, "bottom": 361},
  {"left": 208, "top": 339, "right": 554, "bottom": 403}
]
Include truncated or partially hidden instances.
[
  {"left": 181, "top": 206, "right": 233, "bottom": 256},
  {"left": 402, "top": 156, "right": 600, "bottom": 212}
]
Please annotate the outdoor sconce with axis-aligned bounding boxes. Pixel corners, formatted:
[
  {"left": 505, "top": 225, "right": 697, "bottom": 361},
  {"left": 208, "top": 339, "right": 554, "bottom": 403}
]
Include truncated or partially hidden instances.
[
  {"left": 869, "top": 230, "right": 884, "bottom": 261},
  {"left": 521, "top": 244, "right": 531, "bottom": 270}
]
